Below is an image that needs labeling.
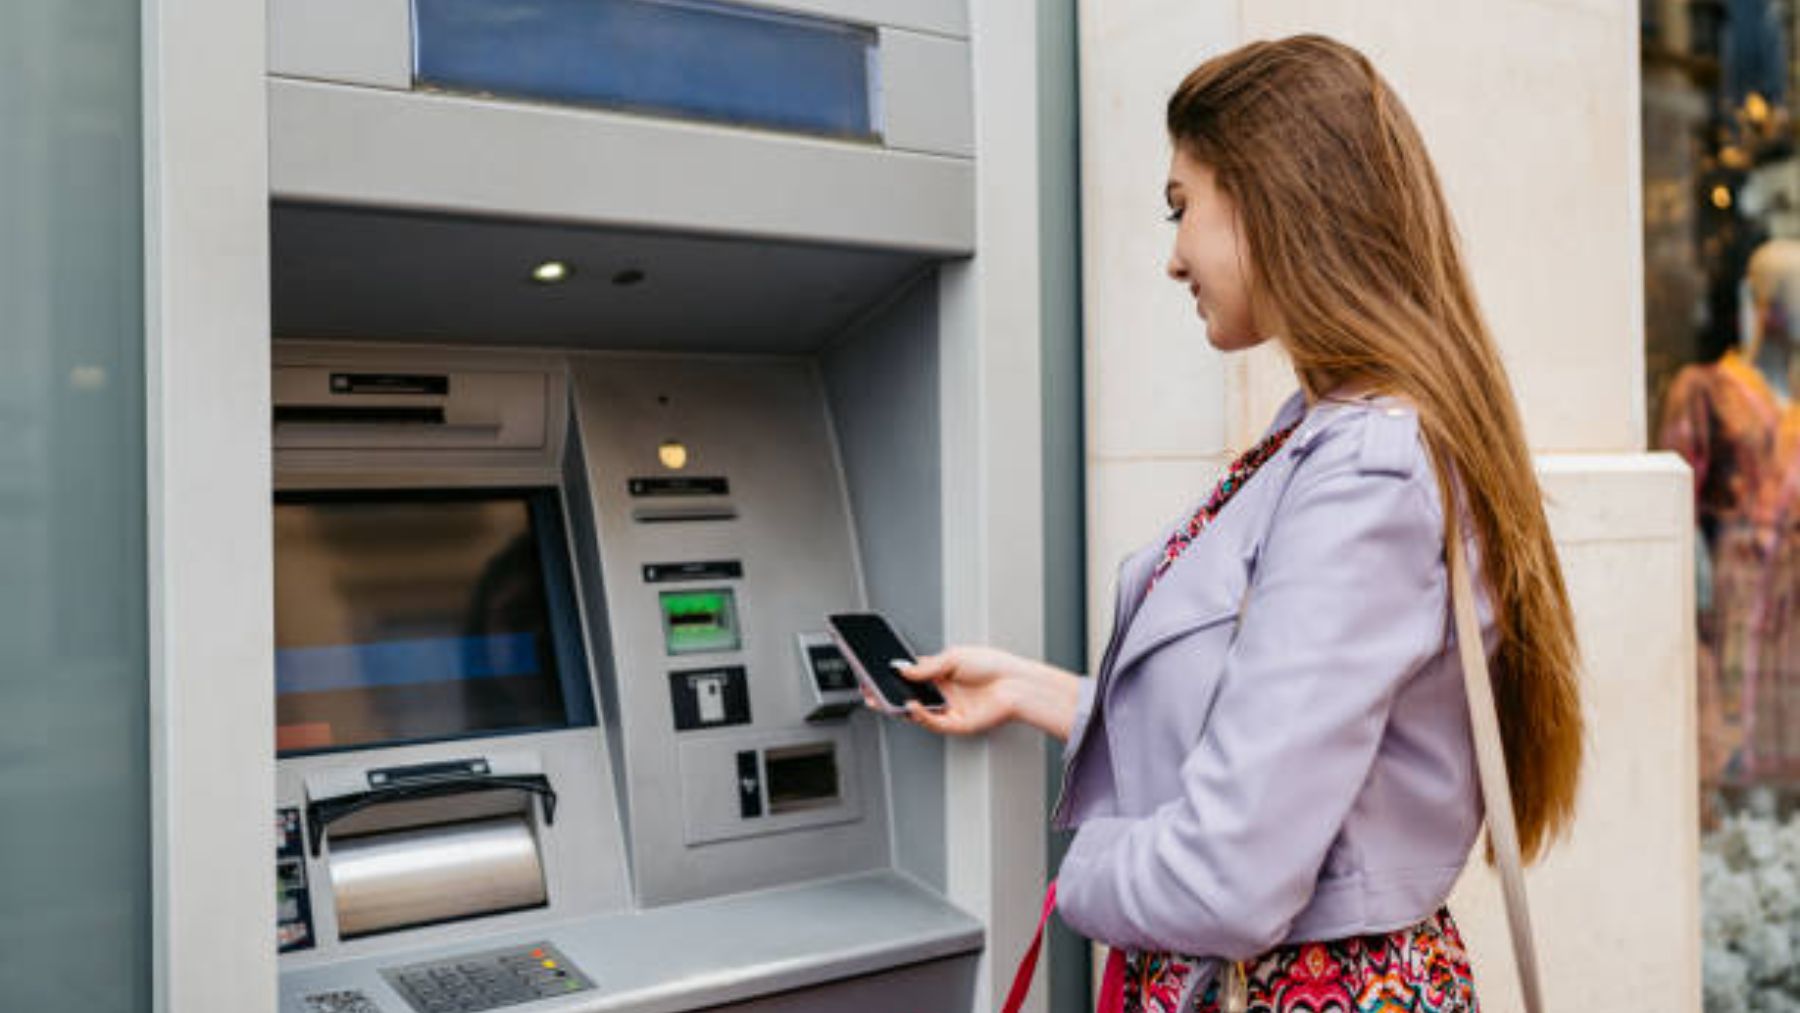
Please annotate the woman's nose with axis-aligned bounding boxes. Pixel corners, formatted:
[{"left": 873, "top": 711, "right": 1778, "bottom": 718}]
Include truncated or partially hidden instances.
[{"left": 1166, "top": 253, "right": 1186, "bottom": 282}]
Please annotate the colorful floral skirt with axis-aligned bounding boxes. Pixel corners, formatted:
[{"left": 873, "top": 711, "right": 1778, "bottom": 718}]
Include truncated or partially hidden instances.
[{"left": 1122, "top": 906, "right": 1478, "bottom": 1012}]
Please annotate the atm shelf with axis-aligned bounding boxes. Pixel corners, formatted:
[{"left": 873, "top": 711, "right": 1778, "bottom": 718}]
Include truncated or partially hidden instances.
[{"left": 279, "top": 871, "right": 983, "bottom": 1013}]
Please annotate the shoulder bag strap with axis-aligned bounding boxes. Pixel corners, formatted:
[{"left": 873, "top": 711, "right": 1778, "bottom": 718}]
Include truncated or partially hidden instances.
[{"left": 1445, "top": 505, "right": 1546, "bottom": 1013}]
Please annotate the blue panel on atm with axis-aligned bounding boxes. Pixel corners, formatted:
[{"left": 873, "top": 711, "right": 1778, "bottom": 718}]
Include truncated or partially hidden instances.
[{"left": 413, "top": 0, "right": 879, "bottom": 140}]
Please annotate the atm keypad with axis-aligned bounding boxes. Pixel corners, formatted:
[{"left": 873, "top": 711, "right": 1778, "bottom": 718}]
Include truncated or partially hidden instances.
[{"left": 383, "top": 943, "right": 593, "bottom": 1013}]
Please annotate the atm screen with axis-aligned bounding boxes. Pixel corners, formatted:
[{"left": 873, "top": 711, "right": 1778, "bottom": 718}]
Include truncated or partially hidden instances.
[{"left": 273, "top": 488, "right": 595, "bottom": 755}]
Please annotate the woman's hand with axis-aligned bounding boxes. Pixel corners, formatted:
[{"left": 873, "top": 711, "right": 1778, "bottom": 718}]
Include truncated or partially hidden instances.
[{"left": 874, "top": 646, "right": 1083, "bottom": 742}]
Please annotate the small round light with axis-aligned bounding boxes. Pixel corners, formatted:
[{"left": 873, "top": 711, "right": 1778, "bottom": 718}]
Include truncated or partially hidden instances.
[
  {"left": 1746, "top": 91, "right": 1770, "bottom": 125},
  {"left": 1712, "top": 185, "right": 1733, "bottom": 210},
  {"left": 658, "top": 440, "right": 689, "bottom": 471},
  {"left": 531, "top": 261, "right": 571, "bottom": 284}
]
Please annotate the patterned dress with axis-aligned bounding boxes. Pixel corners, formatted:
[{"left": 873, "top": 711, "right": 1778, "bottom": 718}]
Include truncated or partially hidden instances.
[
  {"left": 1659, "top": 350, "right": 1783, "bottom": 785},
  {"left": 1120, "top": 418, "right": 1480, "bottom": 1013},
  {"left": 1124, "top": 908, "right": 1479, "bottom": 1013}
]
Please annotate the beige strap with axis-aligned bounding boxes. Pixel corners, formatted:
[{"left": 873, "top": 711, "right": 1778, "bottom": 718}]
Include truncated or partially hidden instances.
[{"left": 1445, "top": 506, "right": 1546, "bottom": 1013}]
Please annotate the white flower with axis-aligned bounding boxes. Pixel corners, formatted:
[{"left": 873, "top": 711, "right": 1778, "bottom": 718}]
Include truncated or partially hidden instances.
[
  {"left": 1742, "top": 922, "right": 1794, "bottom": 984},
  {"left": 1709, "top": 864, "right": 1764, "bottom": 944},
  {"left": 1756, "top": 862, "right": 1800, "bottom": 923},
  {"left": 1701, "top": 802, "right": 1800, "bottom": 1010},
  {"left": 1708, "top": 945, "right": 1752, "bottom": 1013}
]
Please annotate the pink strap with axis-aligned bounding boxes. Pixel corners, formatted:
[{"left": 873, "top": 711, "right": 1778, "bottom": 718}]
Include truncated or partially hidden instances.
[{"left": 1002, "top": 881, "right": 1128, "bottom": 1013}]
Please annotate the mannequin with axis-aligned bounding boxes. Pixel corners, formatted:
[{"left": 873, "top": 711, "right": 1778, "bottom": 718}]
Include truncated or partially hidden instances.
[
  {"left": 1659, "top": 237, "right": 1800, "bottom": 793},
  {"left": 1750, "top": 240, "right": 1800, "bottom": 784}
]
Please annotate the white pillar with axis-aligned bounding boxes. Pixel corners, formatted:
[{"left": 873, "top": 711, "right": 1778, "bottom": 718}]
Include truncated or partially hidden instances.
[
  {"left": 940, "top": 1, "right": 1051, "bottom": 1009},
  {"left": 144, "top": 0, "right": 275, "bottom": 1008}
]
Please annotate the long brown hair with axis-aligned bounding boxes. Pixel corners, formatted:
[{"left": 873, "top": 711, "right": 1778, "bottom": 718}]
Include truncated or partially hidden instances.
[{"left": 1168, "top": 35, "right": 1583, "bottom": 865}]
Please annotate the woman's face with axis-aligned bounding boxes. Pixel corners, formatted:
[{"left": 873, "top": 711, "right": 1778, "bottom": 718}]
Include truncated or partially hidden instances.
[{"left": 1164, "top": 148, "right": 1271, "bottom": 351}]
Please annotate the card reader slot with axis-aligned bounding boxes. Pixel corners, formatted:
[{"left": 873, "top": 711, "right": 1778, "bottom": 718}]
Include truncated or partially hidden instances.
[
  {"left": 307, "top": 774, "right": 557, "bottom": 858},
  {"left": 274, "top": 405, "right": 448, "bottom": 426},
  {"left": 631, "top": 505, "right": 739, "bottom": 523}
]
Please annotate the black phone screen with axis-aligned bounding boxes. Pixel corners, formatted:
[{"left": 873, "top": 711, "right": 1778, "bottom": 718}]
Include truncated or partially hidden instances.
[{"left": 827, "top": 613, "right": 946, "bottom": 709}]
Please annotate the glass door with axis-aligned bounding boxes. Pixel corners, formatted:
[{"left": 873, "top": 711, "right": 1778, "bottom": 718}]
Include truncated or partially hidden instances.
[{"left": 0, "top": 1, "right": 150, "bottom": 1010}]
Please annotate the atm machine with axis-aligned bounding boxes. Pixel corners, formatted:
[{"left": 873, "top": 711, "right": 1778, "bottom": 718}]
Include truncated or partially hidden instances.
[
  {"left": 263, "top": 0, "right": 1035, "bottom": 1009},
  {"left": 271, "top": 344, "right": 979, "bottom": 1013}
]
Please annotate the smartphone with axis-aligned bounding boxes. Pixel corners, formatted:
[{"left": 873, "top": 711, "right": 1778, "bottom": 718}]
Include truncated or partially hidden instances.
[{"left": 826, "top": 612, "right": 947, "bottom": 715}]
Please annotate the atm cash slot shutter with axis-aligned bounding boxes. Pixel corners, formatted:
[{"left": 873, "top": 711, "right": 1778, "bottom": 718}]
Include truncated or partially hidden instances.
[
  {"left": 272, "top": 367, "right": 549, "bottom": 450},
  {"left": 328, "top": 815, "right": 548, "bottom": 938}
]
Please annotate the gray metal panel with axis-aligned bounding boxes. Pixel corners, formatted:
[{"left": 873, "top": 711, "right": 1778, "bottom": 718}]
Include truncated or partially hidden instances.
[
  {"left": 819, "top": 275, "right": 947, "bottom": 891},
  {"left": 268, "top": 341, "right": 569, "bottom": 483},
  {"left": 276, "top": 729, "right": 633, "bottom": 969},
  {"left": 268, "top": 0, "right": 410, "bottom": 89},
  {"left": 880, "top": 29, "right": 974, "bottom": 158},
  {"left": 702, "top": 953, "right": 977, "bottom": 1011},
  {"left": 278, "top": 871, "right": 981, "bottom": 1013},
  {"left": 562, "top": 415, "right": 637, "bottom": 872},
  {"left": 270, "top": 204, "right": 931, "bottom": 353},
  {"left": 269, "top": 79, "right": 975, "bottom": 255},
  {"left": 568, "top": 354, "right": 891, "bottom": 906},
  {"left": 677, "top": 727, "right": 861, "bottom": 845}
]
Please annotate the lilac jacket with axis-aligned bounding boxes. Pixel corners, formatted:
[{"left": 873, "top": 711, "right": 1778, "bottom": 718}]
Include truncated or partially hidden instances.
[{"left": 1053, "top": 391, "right": 1494, "bottom": 968}]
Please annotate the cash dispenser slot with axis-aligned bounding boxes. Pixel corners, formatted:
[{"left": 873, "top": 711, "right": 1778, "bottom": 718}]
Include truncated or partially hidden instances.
[
  {"left": 305, "top": 759, "right": 556, "bottom": 940},
  {"left": 764, "top": 742, "right": 840, "bottom": 815}
]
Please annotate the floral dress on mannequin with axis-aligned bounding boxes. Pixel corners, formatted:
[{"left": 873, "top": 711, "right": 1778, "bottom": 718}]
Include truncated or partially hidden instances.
[
  {"left": 1660, "top": 348, "right": 1783, "bottom": 787},
  {"left": 1760, "top": 399, "right": 1800, "bottom": 782}
]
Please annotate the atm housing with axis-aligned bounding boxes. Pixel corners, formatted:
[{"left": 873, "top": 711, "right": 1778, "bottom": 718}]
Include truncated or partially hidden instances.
[
  {"left": 272, "top": 344, "right": 977, "bottom": 1013},
  {"left": 267, "top": 0, "right": 986, "bottom": 1008}
]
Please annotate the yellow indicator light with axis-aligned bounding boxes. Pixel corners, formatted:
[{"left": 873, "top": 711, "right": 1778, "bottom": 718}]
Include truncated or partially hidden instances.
[
  {"left": 1712, "top": 185, "right": 1733, "bottom": 210},
  {"left": 541, "top": 960, "right": 558, "bottom": 970},
  {"left": 531, "top": 260, "right": 570, "bottom": 284},
  {"left": 658, "top": 440, "right": 689, "bottom": 470}
]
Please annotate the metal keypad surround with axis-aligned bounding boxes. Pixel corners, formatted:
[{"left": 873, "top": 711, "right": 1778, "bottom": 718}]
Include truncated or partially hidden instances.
[{"left": 381, "top": 942, "right": 593, "bottom": 1013}]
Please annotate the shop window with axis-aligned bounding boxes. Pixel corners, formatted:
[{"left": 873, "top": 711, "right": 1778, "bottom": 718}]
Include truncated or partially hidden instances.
[
  {"left": 413, "top": 0, "right": 881, "bottom": 141},
  {"left": 1644, "top": 1, "right": 1800, "bottom": 1008}
]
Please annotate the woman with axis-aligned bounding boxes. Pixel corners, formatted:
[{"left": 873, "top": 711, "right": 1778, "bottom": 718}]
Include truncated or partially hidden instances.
[{"left": 891, "top": 35, "right": 1585, "bottom": 1013}]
